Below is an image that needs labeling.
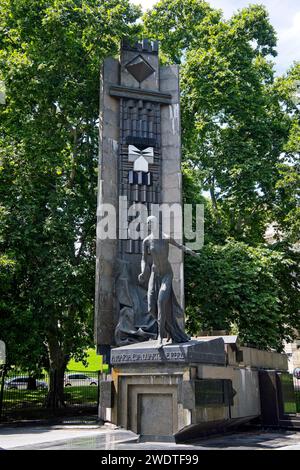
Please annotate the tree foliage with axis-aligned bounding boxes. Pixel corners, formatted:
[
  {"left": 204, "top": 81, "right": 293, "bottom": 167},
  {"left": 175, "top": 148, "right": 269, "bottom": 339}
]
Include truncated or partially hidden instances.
[
  {"left": 143, "top": 0, "right": 220, "bottom": 64},
  {"left": 0, "top": 0, "right": 140, "bottom": 400},
  {"left": 272, "top": 63, "right": 300, "bottom": 243},
  {"left": 0, "top": 0, "right": 299, "bottom": 366},
  {"left": 185, "top": 241, "right": 300, "bottom": 351},
  {"left": 144, "top": 0, "right": 300, "bottom": 350}
]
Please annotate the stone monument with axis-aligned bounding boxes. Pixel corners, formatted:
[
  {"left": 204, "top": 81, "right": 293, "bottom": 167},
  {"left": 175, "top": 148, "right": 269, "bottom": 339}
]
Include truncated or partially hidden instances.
[
  {"left": 95, "top": 40, "right": 289, "bottom": 441},
  {"left": 138, "top": 215, "right": 199, "bottom": 347},
  {"left": 95, "top": 39, "right": 185, "bottom": 358}
]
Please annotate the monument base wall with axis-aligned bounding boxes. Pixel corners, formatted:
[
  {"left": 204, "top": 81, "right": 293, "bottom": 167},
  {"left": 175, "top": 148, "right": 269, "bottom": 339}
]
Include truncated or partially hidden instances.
[{"left": 98, "top": 338, "right": 288, "bottom": 440}]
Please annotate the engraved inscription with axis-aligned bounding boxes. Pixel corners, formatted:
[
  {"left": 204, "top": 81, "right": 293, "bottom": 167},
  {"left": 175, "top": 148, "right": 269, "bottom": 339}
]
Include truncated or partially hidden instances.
[{"left": 112, "top": 350, "right": 185, "bottom": 363}]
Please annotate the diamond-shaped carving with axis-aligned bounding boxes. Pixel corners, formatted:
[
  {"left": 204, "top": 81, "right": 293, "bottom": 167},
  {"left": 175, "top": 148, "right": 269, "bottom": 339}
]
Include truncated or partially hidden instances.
[{"left": 125, "top": 55, "right": 155, "bottom": 83}]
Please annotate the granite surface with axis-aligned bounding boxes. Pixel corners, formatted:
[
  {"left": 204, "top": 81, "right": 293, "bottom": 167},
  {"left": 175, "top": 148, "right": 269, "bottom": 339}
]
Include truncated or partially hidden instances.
[{"left": 111, "top": 338, "right": 225, "bottom": 365}]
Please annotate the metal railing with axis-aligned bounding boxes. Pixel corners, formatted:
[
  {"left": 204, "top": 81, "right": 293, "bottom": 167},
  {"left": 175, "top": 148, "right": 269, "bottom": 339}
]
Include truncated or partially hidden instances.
[{"left": 0, "top": 368, "right": 102, "bottom": 422}]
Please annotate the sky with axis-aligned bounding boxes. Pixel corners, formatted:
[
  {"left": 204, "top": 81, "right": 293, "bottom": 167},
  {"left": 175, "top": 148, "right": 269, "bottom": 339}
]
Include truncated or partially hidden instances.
[{"left": 131, "top": 0, "right": 300, "bottom": 75}]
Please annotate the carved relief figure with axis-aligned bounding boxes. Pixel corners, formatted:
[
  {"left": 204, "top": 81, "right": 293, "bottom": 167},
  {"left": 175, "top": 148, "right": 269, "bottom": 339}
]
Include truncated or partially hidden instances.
[{"left": 138, "top": 216, "right": 199, "bottom": 347}]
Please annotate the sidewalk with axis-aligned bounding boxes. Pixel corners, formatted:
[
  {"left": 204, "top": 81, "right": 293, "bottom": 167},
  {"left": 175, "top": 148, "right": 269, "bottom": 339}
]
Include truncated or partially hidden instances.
[
  {"left": 1, "top": 423, "right": 300, "bottom": 450},
  {"left": 0, "top": 423, "right": 138, "bottom": 450}
]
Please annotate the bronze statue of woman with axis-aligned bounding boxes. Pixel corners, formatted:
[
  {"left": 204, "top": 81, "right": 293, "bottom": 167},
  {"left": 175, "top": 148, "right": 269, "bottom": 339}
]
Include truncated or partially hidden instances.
[{"left": 138, "top": 216, "right": 199, "bottom": 347}]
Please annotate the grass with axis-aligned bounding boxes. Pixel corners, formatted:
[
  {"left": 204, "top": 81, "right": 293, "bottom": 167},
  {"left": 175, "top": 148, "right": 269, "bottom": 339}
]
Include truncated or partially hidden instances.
[
  {"left": 3, "top": 388, "right": 47, "bottom": 409},
  {"left": 1, "top": 350, "right": 105, "bottom": 420},
  {"left": 63, "top": 385, "right": 98, "bottom": 405},
  {"left": 3, "top": 385, "right": 98, "bottom": 411},
  {"left": 4, "top": 348, "right": 109, "bottom": 378},
  {"left": 280, "top": 373, "right": 300, "bottom": 415},
  {"left": 283, "top": 401, "right": 298, "bottom": 414},
  {"left": 67, "top": 348, "right": 109, "bottom": 373}
]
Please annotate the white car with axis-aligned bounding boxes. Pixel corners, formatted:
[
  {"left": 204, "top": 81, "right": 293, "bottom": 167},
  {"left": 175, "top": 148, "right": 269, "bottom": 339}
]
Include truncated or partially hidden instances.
[
  {"left": 293, "top": 368, "right": 300, "bottom": 380},
  {"left": 64, "top": 373, "right": 98, "bottom": 387},
  {"left": 5, "top": 377, "right": 48, "bottom": 390}
]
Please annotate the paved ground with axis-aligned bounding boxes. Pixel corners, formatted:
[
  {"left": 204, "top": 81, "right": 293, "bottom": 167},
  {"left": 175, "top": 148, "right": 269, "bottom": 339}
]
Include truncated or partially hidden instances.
[
  {"left": 0, "top": 423, "right": 138, "bottom": 450},
  {"left": 1, "top": 424, "right": 300, "bottom": 450}
]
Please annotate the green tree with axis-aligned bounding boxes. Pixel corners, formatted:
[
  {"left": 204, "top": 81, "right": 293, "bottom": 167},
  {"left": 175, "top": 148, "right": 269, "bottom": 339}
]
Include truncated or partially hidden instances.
[
  {"left": 143, "top": 0, "right": 220, "bottom": 64},
  {"left": 185, "top": 241, "right": 300, "bottom": 351},
  {"left": 144, "top": 0, "right": 299, "bottom": 349},
  {"left": 272, "top": 63, "right": 300, "bottom": 243},
  {"left": 144, "top": 1, "right": 289, "bottom": 243},
  {"left": 0, "top": 0, "right": 140, "bottom": 406}
]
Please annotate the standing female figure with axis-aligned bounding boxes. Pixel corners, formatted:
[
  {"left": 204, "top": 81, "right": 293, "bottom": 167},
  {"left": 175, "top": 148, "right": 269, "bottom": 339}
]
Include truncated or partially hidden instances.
[{"left": 138, "top": 216, "right": 198, "bottom": 346}]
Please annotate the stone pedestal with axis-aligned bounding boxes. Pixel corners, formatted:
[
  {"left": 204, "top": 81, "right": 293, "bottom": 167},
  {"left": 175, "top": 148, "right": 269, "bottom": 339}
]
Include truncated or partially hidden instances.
[
  {"left": 99, "top": 337, "right": 289, "bottom": 440},
  {"left": 111, "top": 338, "right": 226, "bottom": 366},
  {"left": 101, "top": 338, "right": 236, "bottom": 440}
]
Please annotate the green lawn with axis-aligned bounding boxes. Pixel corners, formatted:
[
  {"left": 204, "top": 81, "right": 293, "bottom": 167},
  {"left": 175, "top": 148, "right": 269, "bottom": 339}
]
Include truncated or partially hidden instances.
[
  {"left": 67, "top": 348, "right": 109, "bottom": 372},
  {"left": 280, "top": 374, "right": 300, "bottom": 414},
  {"left": 3, "top": 388, "right": 47, "bottom": 409},
  {"left": 5, "top": 348, "right": 109, "bottom": 377},
  {"left": 1, "top": 351, "right": 105, "bottom": 418},
  {"left": 63, "top": 385, "right": 98, "bottom": 405},
  {"left": 283, "top": 401, "right": 298, "bottom": 414},
  {"left": 3, "top": 385, "right": 98, "bottom": 411}
]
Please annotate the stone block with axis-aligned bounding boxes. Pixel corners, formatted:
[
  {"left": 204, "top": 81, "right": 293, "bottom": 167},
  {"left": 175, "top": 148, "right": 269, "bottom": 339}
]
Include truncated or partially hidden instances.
[
  {"left": 99, "top": 380, "right": 113, "bottom": 408},
  {"left": 138, "top": 393, "right": 174, "bottom": 436},
  {"left": 240, "top": 347, "right": 288, "bottom": 371},
  {"left": 120, "top": 50, "right": 159, "bottom": 91},
  {"left": 111, "top": 338, "right": 226, "bottom": 366},
  {"left": 95, "top": 43, "right": 184, "bottom": 351},
  {"left": 197, "top": 364, "right": 261, "bottom": 419}
]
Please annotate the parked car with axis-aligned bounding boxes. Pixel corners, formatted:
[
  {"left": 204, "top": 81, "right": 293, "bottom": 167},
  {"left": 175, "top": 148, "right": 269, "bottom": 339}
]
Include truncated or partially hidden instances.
[
  {"left": 293, "top": 368, "right": 300, "bottom": 380},
  {"left": 64, "top": 373, "right": 98, "bottom": 387},
  {"left": 5, "top": 376, "right": 48, "bottom": 390}
]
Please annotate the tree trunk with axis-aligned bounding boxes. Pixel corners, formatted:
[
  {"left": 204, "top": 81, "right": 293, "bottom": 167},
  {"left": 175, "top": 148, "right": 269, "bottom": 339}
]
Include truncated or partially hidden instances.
[
  {"left": 27, "top": 376, "right": 37, "bottom": 390},
  {"left": 46, "top": 365, "right": 66, "bottom": 409},
  {"left": 46, "top": 334, "right": 68, "bottom": 409}
]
